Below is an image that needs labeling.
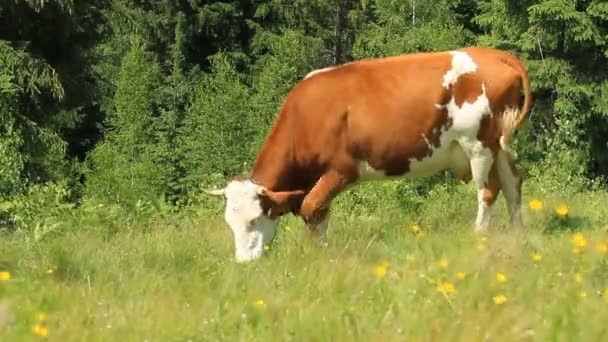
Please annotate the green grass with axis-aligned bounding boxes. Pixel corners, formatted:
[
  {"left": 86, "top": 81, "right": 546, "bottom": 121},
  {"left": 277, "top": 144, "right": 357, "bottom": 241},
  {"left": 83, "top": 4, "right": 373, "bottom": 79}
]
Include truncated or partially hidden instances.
[{"left": 1, "top": 183, "right": 608, "bottom": 341}]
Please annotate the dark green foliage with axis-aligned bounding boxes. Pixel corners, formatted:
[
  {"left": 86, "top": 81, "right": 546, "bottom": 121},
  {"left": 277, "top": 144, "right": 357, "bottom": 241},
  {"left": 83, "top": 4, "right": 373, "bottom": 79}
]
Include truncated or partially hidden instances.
[
  {"left": 85, "top": 42, "right": 171, "bottom": 206},
  {"left": 476, "top": 0, "right": 608, "bottom": 187},
  {"left": 0, "top": 0, "right": 607, "bottom": 223}
]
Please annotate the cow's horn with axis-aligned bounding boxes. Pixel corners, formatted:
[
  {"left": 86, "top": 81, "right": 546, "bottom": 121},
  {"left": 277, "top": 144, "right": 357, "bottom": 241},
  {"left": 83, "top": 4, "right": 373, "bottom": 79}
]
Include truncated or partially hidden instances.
[{"left": 206, "top": 188, "right": 226, "bottom": 196}]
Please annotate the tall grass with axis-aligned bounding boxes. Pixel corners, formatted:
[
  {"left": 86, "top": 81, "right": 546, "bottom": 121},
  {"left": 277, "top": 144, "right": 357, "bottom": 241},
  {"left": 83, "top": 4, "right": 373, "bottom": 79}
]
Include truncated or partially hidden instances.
[{"left": 1, "top": 181, "right": 608, "bottom": 341}]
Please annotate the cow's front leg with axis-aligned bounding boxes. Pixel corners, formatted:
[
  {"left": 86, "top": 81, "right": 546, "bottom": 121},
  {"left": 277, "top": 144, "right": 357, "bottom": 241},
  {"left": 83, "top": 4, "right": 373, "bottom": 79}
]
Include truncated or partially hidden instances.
[
  {"left": 300, "top": 170, "right": 352, "bottom": 241},
  {"left": 308, "top": 206, "right": 330, "bottom": 243}
]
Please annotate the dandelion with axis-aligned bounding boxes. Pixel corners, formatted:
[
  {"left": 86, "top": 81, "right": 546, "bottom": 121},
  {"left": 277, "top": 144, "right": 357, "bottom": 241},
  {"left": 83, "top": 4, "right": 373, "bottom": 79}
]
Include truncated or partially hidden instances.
[
  {"left": 529, "top": 199, "right": 543, "bottom": 210},
  {"left": 571, "top": 233, "right": 588, "bottom": 248},
  {"left": 374, "top": 261, "right": 390, "bottom": 279},
  {"left": 32, "top": 323, "right": 48, "bottom": 337},
  {"left": 0, "top": 271, "right": 10, "bottom": 281},
  {"left": 438, "top": 258, "right": 448, "bottom": 270},
  {"left": 455, "top": 272, "right": 467, "bottom": 280},
  {"left": 493, "top": 294, "right": 507, "bottom": 305},
  {"left": 254, "top": 299, "right": 267, "bottom": 310},
  {"left": 596, "top": 243, "right": 608, "bottom": 255},
  {"left": 531, "top": 253, "right": 542, "bottom": 262},
  {"left": 410, "top": 224, "right": 421, "bottom": 234},
  {"left": 436, "top": 281, "right": 456, "bottom": 295},
  {"left": 495, "top": 272, "right": 508, "bottom": 283},
  {"left": 555, "top": 203, "right": 569, "bottom": 217}
]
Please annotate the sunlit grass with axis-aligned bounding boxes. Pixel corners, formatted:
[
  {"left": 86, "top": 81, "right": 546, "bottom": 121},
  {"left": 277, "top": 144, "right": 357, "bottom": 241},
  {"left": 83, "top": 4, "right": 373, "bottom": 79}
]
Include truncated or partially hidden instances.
[{"left": 1, "top": 184, "right": 608, "bottom": 340}]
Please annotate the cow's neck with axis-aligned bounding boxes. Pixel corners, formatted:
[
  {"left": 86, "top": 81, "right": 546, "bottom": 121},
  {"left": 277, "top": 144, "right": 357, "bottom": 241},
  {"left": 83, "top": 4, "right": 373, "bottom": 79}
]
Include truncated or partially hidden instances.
[{"left": 250, "top": 118, "right": 296, "bottom": 191}]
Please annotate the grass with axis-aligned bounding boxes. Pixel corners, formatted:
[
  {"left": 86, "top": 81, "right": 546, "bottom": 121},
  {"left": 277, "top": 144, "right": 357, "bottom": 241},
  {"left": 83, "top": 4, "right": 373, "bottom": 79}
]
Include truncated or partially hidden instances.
[{"left": 1, "top": 182, "right": 608, "bottom": 341}]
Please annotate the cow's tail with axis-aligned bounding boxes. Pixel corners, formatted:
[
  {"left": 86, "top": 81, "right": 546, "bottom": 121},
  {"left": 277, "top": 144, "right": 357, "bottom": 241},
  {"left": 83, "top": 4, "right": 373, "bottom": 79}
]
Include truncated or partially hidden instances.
[{"left": 499, "top": 55, "right": 533, "bottom": 159}]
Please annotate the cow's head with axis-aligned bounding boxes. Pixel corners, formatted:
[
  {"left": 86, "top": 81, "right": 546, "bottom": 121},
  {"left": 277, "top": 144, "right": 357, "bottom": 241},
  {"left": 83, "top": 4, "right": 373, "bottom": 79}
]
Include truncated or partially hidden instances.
[{"left": 207, "top": 179, "right": 305, "bottom": 262}]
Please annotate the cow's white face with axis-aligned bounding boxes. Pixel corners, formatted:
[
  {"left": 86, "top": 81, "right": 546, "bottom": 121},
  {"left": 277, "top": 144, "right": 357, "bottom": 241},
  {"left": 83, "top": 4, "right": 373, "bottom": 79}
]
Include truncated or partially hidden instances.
[{"left": 215, "top": 180, "right": 279, "bottom": 262}]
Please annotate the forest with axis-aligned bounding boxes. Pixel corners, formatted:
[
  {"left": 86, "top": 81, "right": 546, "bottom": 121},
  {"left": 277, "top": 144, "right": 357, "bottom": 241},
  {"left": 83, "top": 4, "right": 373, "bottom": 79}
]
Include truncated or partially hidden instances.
[
  {"left": 2, "top": 1, "right": 608, "bottom": 340},
  {"left": 1, "top": 0, "right": 607, "bottom": 227}
]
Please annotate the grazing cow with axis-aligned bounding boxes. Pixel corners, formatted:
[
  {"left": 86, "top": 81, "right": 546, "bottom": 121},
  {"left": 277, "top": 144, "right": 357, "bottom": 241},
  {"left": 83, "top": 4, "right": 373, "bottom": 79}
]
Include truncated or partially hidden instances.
[{"left": 207, "top": 46, "right": 532, "bottom": 262}]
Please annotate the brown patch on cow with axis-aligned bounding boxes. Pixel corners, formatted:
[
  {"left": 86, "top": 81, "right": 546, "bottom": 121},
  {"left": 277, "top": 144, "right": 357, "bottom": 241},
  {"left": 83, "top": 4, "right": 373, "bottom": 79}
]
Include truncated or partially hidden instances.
[
  {"left": 482, "top": 163, "right": 502, "bottom": 205},
  {"left": 452, "top": 74, "right": 484, "bottom": 108},
  {"left": 373, "top": 103, "right": 454, "bottom": 177},
  {"left": 476, "top": 114, "right": 499, "bottom": 148}
]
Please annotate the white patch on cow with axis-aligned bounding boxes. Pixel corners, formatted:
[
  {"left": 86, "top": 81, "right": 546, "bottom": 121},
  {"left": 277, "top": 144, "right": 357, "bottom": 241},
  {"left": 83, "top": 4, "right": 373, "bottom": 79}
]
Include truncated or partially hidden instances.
[
  {"left": 223, "top": 180, "right": 280, "bottom": 262},
  {"left": 405, "top": 84, "right": 491, "bottom": 178},
  {"left": 442, "top": 51, "right": 478, "bottom": 89},
  {"left": 358, "top": 161, "right": 386, "bottom": 181},
  {"left": 304, "top": 66, "right": 337, "bottom": 79}
]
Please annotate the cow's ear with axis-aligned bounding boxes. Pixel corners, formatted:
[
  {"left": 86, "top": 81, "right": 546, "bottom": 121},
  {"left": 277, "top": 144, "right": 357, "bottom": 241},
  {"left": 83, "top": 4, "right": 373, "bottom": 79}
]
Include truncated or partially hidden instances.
[{"left": 258, "top": 188, "right": 306, "bottom": 217}]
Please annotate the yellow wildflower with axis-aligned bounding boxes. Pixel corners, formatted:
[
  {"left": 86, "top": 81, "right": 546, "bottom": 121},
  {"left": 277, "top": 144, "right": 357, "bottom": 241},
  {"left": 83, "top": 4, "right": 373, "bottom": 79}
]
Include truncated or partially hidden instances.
[
  {"left": 575, "top": 273, "right": 583, "bottom": 283},
  {"left": 374, "top": 261, "right": 390, "bottom": 279},
  {"left": 495, "top": 272, "right": 508, "bottom": 283},
  {"left": 531, "top": 253, "right": 542, "bottom": 262},
  {"left": 35, "top": 313, "right": 47, "bottom": 322},
  {"left": 529, "top": 199, "right": 543, "bottom": 210},
  {"left": 455, "top": 272, "right": 467, "bottom": 280},
  {"left": 263, "top": 245, "right": 270, "bottom": 251},
  {"left": 46, "top": 268, "right": 54, "bottom": 275},
  {"left": 0, "top": 271, "right": 10, "bottom": 281},
  {"left": 254, "top": 299, "right": 267, "bottom": 310},
  {"left": 493, "top": 294, "right": 507, "bottom": 305},
  {"left": 438, "top": 258, "right": 448, "bottom": 270},
  {"left": 436, "top": 281, "right": 456, "bottom": 295},
  {"left": 596, "top": 243, "right": 608, "bottom": 255},
  {"left": 603, "top": 288, "right": 608, "bottom": 302},
  {"left": 556, "top": 203, "right": 569, "bottom": 217},
  {"left": 571, "top": 233, "right": 588, "bottom": 248},
  {"left": 32, "top": 323, "right": 48, "bottom": 337},
  {"left": 579, "top": 291, "right": 588, "bottom": 299},
  {"left": 410, "top": 224, "right": 421, "bottom": 234}
]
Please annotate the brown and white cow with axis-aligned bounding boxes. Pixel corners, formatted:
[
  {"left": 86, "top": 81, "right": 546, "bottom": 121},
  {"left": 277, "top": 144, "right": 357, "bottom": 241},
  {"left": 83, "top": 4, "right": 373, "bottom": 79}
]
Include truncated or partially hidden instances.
[{"left": 207, "top": 46, "right": 532, "bottom": 262}]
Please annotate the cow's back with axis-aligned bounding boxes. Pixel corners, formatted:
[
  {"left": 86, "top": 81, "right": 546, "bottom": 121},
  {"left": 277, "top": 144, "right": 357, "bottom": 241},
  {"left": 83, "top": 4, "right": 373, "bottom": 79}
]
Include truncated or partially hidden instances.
[{"left": 284, "top": 47, "right": 524, "bottom": 180}]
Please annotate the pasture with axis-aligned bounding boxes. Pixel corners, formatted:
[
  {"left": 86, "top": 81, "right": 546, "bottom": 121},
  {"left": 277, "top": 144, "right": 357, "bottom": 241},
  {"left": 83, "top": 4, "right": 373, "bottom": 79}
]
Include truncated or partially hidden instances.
[{"left": 2, "top": 181, "right": 607, "bottom": 341}]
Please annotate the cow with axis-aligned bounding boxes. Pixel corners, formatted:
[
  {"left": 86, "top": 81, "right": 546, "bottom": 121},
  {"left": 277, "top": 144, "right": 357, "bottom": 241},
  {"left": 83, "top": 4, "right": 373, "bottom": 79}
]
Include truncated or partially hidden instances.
[{"left": 207, "top": 46, "right": 532, "bottom": 263}]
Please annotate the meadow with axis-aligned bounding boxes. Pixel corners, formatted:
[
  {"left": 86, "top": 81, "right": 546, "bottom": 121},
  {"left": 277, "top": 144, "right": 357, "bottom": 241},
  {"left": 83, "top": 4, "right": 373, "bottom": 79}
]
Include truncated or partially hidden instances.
[
  {"left": 3, "top": 1, "right": 608, "bottom": 341},
  {"left": 2, "top": 180, "right": 608, "bottom": 341}
]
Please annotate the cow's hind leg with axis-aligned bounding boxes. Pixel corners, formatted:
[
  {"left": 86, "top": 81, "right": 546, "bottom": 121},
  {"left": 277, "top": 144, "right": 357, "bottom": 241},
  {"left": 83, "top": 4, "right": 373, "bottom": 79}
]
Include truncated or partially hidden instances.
[
  {"left": 496, "top": 149, "right": 523, "bottom": 228},
  {"left": 469, "top": 146, "right": 501, "bottom": 232}
]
